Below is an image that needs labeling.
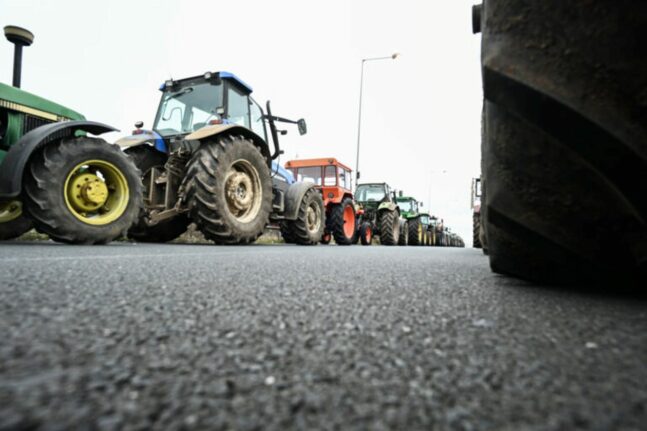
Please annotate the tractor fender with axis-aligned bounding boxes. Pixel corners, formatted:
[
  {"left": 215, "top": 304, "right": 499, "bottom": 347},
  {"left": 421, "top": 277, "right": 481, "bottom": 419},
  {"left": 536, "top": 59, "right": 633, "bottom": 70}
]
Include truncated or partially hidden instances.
[
  {"left": 378, "top": 202, "right": 399, "bottom": 214},
  {"left": 282, "top": 182, "right": 317, "bottom": 221},
  {"left": 0, "top": 120, "right": 118, "bottom": 199},
  {"left": 185, "top": 124, "right": 271, "bottom": 165},
  {"left": 116, "top": 130, "right": 167, "bottom": 153}
]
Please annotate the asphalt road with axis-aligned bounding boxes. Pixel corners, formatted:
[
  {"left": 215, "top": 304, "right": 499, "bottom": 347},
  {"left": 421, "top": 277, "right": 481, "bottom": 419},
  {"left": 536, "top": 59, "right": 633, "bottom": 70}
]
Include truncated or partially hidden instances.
[{"left": 1, "top": 242, "right": 646, "bottom": 431}]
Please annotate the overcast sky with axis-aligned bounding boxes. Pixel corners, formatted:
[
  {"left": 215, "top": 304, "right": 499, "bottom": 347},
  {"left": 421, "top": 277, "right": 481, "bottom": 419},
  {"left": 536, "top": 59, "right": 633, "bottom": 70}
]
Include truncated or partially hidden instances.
[{"left": 1, "top": 0, "right": 483, "bottom": 243}]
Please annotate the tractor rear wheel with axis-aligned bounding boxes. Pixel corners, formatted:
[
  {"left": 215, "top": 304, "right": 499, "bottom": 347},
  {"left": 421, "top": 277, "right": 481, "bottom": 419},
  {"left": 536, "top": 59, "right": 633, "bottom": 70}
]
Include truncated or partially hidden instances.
[
  {"left": 280, "top": 188, "right": 324, "bottom": 245},
  {"left": 378, "top": 209, "right": 399, "bottom": 245},
  {"left": 183, "top": 135, "right": 272, "bottom": 244},
  {"left": 22, "top": 137, "right": 142, "bottom": 244},
  {"left": 327, "top": 198, "right": 356, "bottom": 245},
  {"left": 398, "top": 220, "right": 408, "bottom": 246},
  {"left": 359, "top": 221, "right": 372, "bottom": 246},
  {"left": 408, "top": 217, "right": 423, "bottom": 246},
  {"left": 479, "top": 0, "right": 647, "bottom": 285},
  {"left": 0, "top": 201, "right": 32, "bottom": 240},
  {"left": 125, "top": 146, "right": 189, "bottom": 243}
]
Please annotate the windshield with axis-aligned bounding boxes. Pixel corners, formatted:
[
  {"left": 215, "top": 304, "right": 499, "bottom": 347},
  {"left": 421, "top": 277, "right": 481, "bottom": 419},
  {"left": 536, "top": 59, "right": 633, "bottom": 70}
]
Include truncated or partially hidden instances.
[
  {"left": 153, "top": 82, "right": 224, "bottom": 137},
  {"left": 355, "top": 184, "right": 386, "bottom": 202},
  {"left": 295, "top": 167, "right": 322, "bottom": 185},
  {"left": 398, "top": 199, "right": 415, "bottom": 212}
]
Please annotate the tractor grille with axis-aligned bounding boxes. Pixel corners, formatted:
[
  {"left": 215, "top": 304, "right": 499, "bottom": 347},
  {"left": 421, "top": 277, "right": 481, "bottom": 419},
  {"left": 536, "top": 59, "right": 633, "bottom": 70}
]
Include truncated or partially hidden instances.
[{"left": 22, "top": 114, "right": 54, "bottom": 135}]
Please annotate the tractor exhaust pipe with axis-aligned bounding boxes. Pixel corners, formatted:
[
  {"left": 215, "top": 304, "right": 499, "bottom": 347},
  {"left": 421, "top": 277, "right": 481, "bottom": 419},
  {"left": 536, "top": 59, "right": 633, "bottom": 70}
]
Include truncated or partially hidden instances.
[{"left": 4, "top": 26, "right": 34, "bottom": 89}]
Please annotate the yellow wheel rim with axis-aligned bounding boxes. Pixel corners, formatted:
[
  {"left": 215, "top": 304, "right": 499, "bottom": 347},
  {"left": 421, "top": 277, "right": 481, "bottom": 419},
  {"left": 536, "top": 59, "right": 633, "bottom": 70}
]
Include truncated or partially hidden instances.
[
  {"left": 0, "top": 200, "right": 23, "bottom": 223},
  {"left": 63, "top": 159, "right": 129, "bottom": 225}
]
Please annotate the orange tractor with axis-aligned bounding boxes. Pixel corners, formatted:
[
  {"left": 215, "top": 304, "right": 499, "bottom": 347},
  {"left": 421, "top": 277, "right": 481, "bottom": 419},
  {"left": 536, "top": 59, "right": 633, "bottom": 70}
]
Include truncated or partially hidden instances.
[{"left": 284, "top": 158, "right": 359, "bottom": 245}]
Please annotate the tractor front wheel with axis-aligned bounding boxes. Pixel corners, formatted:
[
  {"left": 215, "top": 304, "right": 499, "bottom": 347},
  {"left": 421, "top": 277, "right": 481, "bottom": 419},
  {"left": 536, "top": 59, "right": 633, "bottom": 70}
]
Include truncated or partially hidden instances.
[
  {"left": 320, "top": 232, "right": 331, "bottom": 245},
  {"left": 359, "top": 221, "right": 372, "bottom": 246},
  {"left": 378, "top": 209, "right": 399, "bottom": 245},
  {"left": 0, "top": 200, "right": 32, "bottom": 240},
  {"left": 125, "top": 145, "right": 189, "bottom": 243},
  {"left": 327, "top": 198, "right": 356, "bottom": 245},
  {"left": 280, "top": 188, "right": 324, "bottom": 245},
  {"left": 183, "top": 135, "right": 272, "bottom": 244},
  {"left": 22, "top": 137, "right": 142, "bottom": 244},
  {"left": 398, "top": 220, "right": 408, "bottom": 246}
]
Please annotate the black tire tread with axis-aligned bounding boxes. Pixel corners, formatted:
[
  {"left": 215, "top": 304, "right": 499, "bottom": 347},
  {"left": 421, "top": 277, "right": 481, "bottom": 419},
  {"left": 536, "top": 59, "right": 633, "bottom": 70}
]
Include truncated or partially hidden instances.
[{"left": 182, "top": 135, "right": 272, "bottom": 245}]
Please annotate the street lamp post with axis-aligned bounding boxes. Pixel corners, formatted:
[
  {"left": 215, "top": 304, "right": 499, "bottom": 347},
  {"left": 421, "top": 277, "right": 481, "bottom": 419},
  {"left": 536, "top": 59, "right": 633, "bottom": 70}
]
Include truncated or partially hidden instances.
[{"left": 355, "top": 53, "right": 399, "bottom": 182}]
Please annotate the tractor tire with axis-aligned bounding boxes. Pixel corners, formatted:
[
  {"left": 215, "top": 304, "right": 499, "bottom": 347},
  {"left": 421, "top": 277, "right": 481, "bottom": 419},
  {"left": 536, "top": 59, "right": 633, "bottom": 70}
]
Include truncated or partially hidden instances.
[
  {"left": 359, "top": 221, "right": 373, "bottom": 246},
  {"left": 408, "top": 217, "right": 423, "bottom": 246},
  {"left": 320, "top": 232, "right": 331, "bottom": 245},
  {"left": 479, "top": 0, "right": 647, "bottom": 285},
  {"left": 22, "top": 137, "right": 142, "bottom": 244},
  {"left": 0, "top": 201, "right": 32, "bottom": 240},
  {"left": 378, "top": 209, "right": 399, "bottom": 245},
  {"left": 472, "top": 212, "right": 482, "bottom": 249},
  {"left": 398, "top": 220, "right": 408, "bottom": 246},
  {"left": 125, "top": 146, "right": 190, "bottom": 243},
  {"left": 327, "top": 198, "right": 356, "bottom": 245},
  {"left": 279, "top": 221, "right": 296, "bottom": 244},
  {"left": 183, "top": 135, "right": 272, "bottom": 244},
  {"left": 280, "top": 188, "right": 324, "bottom": 245}
]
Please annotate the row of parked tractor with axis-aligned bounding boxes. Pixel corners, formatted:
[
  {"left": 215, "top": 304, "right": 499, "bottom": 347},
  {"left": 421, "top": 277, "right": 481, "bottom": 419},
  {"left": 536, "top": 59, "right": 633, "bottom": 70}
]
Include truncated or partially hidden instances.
[
  {"left": 0, "top": 25, "right": 463, "bottom": 247},
  {"left": 280, "top": 158, "right": 464, "bottom": 246}
]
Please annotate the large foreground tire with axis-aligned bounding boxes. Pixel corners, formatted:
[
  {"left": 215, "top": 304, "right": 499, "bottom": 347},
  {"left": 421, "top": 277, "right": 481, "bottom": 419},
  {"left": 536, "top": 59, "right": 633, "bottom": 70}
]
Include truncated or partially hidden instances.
[
  {"left": 280, "top": 188, "right": 324, "bottom": 245},
  {"left": 327, "top": 198, "right": 356, "bottom": 245},
  {"left": 22, "top": 137, "right": 142, "bottom": 244},
  {"left": 479, "top": 1, "right": 647, "bottom": 285},
  {"left": 408, "top": 217, "right": 423, "bottom": 246},
  {"left": 0, "top": 201, "right": 32, "bottom": 240},
  {"left": 183, "top": 135, "right": 272, "bottom": 245},
  {"left": 472, "top": 212, "right": 482, "bottom": 248},
  {"left": 378, "top": 209, "right": 400, "bottom": 245},
  {"left": 125, "top": 146, "right": 189, "bottom": 243}
]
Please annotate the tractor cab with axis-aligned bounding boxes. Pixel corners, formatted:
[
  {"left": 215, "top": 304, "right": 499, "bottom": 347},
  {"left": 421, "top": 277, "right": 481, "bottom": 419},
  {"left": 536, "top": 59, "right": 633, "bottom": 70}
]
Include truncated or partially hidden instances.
[
  {"left": 284, "top": 158, "right": 353, "bottom": 206},
  {"left": 120, "top": 71, "right": 306, "bottom": 165},
  {"left": 153, "top": 72, "right": 262, "bottom": 138},
  {"left": 395, "top": 195, "right": 420, "bottom": 219},
  {"left": 355, "top": 183, "right": 394, "bottom": 209}
]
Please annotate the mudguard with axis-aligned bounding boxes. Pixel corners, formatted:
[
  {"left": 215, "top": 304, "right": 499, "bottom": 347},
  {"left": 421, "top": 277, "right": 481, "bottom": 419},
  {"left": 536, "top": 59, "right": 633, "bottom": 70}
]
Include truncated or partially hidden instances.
[
  {"left": 378, "top": 201, "right": 399, "bottom": 213},
  {"left": 185, "top": 124, "right": 271, "bottom": 165},
  {"left": 116, "top": 130, "right": 167, "bottom": 153},
  {"left": 282, "top": 182, "right": 316, "bottom": 220},
  {"left": 0, "top": 120, "right": 118, "bottom": 199}
]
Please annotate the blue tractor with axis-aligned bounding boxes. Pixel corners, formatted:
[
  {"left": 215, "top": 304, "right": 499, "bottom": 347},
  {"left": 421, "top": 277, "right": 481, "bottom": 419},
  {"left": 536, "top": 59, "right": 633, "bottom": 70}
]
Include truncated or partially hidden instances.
[{"left": 116, "top": 71, "right": 324, "bottom": 245}]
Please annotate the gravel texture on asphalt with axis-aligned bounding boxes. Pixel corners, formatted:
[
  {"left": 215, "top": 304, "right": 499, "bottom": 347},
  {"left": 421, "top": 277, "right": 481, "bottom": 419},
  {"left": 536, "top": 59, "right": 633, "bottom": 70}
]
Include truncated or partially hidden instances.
[{"left": 1, "top": 242, "right": 646, "bottom": 430}]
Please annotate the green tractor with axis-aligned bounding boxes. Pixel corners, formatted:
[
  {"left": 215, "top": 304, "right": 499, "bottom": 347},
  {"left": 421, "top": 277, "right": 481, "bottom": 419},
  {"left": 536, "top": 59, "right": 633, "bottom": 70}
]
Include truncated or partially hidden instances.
[
  {"left": 116, "top": 71, "right": 324, "bottom": 245},
  {"left": 354, "top": 182, "right": 400, "bottom": 245},
  {"left": 0, "top": 25, "right": 141, "bottom": 243},
  {"left": 418, "top": 212, "right": 434, "bottom": 246},
  {"left": 395, "top": 194, "right": 427, "bottom": 246}
]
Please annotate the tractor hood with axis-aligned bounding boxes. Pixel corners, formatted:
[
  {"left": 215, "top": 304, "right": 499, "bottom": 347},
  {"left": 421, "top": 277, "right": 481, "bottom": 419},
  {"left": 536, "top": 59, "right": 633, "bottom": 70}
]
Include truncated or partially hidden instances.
[{"left": 0, "top": 82, "right": 84, "bottom": 121}]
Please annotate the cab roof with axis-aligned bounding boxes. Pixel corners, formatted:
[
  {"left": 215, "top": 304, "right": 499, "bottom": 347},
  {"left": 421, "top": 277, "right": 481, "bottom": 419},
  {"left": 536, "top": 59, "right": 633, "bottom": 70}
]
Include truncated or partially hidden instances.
[
  {"left": 285, "top": 158, "right": 352, "bottom": 171},
  {"left": 159, "top": 71, "right": 253, "bottom": 94}
]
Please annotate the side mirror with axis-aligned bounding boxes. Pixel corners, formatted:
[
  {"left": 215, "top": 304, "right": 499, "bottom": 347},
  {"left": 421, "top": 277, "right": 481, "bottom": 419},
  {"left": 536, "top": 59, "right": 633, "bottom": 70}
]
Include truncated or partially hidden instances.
[
  {"left": 420, "top": 202, "right": 424, "bottom": 207},
  {"left": 297, "top": 119, "right": 307, "bottom": 135}
]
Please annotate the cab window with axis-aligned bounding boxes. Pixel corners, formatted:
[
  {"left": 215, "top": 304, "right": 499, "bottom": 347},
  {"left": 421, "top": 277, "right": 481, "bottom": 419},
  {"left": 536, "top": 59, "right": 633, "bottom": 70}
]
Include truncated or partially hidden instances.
[
  {"left": 227, "top": 86, "right": 250, "bottom": 128},
  {"left": 250, "top": 99, "right": 266, "bottom": 140},
  {"left": 324, "top": 166, "right": 337, "bottom": 186}
]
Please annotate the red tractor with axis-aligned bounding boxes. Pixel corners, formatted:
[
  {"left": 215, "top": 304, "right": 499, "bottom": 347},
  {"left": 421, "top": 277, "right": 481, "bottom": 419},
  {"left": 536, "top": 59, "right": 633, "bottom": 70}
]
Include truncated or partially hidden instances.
[{"left": 284, "top": 158, "right": 360, "bottom": 245}]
